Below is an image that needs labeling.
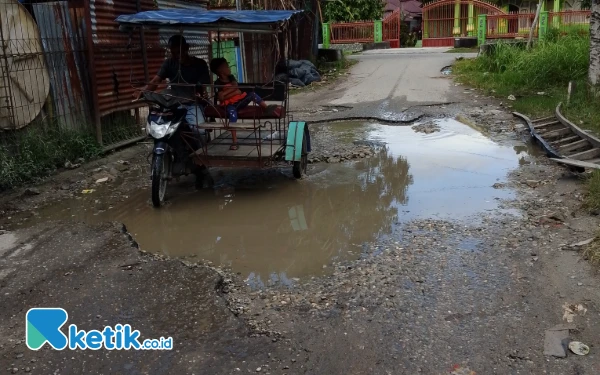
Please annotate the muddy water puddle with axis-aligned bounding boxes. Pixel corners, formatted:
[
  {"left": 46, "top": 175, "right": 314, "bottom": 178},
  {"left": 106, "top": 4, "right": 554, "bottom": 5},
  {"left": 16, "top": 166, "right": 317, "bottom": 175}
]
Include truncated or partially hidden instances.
[{"left": 25, "top": 118, "right": 533, "bottom": 284}]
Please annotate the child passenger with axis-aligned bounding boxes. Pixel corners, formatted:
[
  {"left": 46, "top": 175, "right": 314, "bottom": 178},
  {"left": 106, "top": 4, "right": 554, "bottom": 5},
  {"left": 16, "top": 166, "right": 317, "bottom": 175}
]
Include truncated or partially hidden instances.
[{"left": 210, "top": 57, "right": 281, "bottom": 150}]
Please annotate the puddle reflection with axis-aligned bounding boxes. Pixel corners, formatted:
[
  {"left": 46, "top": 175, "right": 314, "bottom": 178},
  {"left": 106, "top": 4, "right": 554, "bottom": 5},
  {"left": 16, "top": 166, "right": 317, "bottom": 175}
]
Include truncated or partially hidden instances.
[
  {"left": 27, "top": 119, "right": 533, "bottom": 283},
  {"left": 32, "top": 147, "right": 411, "bottom": 284}
]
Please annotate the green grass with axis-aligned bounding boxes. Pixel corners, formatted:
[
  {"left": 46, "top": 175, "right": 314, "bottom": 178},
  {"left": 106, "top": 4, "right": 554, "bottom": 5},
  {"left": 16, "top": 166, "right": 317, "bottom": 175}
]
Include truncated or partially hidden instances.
[
  {"left": 584, "top": 171, "right": 600, "bottom": 211},
  {"left": 583, "top": 169, "right": 600, "bottom": 264},
  {"left": 446, "top": 47, "right": 479, "bottom": 53},
  {"left": 453, "top": 29, "right": 597, "bottom": 128},
  {"left": 0, "top": 125, "right": 102, "bottom": 190},
  {"left": 453, "top": 27, "right": 600, "bottom": 258},
  {"left": 583, "top": 235, "right": 600, "bottom": 265},
  {"left": 100, "top": 111, "right": 145, "bottom": 147}
]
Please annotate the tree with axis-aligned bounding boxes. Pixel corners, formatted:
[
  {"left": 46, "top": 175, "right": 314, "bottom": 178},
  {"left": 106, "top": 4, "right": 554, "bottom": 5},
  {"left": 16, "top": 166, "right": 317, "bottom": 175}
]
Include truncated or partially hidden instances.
[
  {"left": 324, "top": 0, "right": 385, "bottom": 22},
  {"left": 590, "top": 0, "right": 600, "bottom": 85}
]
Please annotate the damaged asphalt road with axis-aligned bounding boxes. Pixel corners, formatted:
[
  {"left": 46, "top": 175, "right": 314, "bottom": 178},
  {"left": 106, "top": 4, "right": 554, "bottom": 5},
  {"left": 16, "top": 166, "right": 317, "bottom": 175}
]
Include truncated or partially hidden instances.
[
  {"left": 0, "top": 222, "right": 287, "bottom": 374},
  {"left": 2, "top": 49, "right": 600, "bottom": 374}
]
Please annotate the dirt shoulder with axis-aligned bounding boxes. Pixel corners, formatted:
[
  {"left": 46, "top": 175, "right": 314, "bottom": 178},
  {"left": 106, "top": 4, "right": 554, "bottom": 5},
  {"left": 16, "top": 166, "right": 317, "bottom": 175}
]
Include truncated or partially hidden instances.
[{"left": 0, "top": 221, "right": 302, "bottom": 374}]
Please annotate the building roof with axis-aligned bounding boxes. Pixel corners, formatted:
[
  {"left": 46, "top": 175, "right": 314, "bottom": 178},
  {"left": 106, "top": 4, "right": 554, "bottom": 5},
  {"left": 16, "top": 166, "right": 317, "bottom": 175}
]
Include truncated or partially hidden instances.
[
  {"left": 385, "top": 0, "right": 423, "bottom": 16},
  {"left": 115, "top": 9, "right": 302, "bottom": 30}
]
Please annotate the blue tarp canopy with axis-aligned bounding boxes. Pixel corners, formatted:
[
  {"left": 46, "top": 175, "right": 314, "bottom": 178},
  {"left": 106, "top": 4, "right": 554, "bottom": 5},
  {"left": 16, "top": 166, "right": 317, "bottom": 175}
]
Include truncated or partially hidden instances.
[{"left": 116, "top": 10, "right": 302, "bottom": 33}]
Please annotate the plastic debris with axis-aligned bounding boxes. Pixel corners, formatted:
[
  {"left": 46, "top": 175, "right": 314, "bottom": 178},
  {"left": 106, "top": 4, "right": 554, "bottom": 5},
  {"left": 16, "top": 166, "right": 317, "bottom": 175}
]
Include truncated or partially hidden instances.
[
  {"left": 544, "top": 326, "right": 570, "bottom": 357},
  {"left": 568, "top": 341, "right": 590, "bottom": 356},
  {"left": 507, "top": 94, "right": 516, "bottom": 101},
  {"left": 273, "top": 59, "right": 321, "bottom": 87},
  {"left": 95, "top": 177, "right": 109, "bottom": 184},
  {"left": 563, "top": 303, "right": 587, "bottom": 323},
  {"left": 81, "top": 189, "right": 95, "bottom": 194}
]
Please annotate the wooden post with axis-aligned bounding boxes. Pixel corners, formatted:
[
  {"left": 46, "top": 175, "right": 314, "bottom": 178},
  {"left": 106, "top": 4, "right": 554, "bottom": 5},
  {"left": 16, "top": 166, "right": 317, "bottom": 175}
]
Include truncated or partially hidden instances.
[
  {"left": 567, "top": 80, "right": 575, "bottom": 105},
  {"left": 527, "top": 0, "right": 543, "bottom": 50},
  {"left": 423, "top": 7, "right": 428, "bottom": 39},
  {"left": 83, "top": 0, "right": 102, "bottom": 145},
  {"left": 137, "top": 0, "right": 149, "bottom": 83},
  {"left": 317, "top": 0, "right": 324, "bottom": 25}
]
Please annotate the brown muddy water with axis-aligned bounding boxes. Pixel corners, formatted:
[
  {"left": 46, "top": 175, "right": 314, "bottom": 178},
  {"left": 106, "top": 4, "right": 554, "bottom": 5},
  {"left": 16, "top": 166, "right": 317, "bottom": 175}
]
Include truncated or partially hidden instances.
[{"left": 22, "top": 119, "right": 536, "bottom": 285}]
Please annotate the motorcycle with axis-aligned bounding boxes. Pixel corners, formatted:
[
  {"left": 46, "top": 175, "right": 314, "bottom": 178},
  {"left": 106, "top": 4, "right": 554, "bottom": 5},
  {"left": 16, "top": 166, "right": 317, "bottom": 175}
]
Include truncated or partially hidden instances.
[{"left": 136, "top": 90, "right": 211, "bottom": 207}]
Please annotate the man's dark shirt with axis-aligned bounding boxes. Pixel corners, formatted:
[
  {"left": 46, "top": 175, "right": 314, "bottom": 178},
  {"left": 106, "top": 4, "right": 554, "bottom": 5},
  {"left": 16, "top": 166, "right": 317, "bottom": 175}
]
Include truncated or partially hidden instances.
[{"left": 157, "top": 56, "right": 210, "bottom": 102}]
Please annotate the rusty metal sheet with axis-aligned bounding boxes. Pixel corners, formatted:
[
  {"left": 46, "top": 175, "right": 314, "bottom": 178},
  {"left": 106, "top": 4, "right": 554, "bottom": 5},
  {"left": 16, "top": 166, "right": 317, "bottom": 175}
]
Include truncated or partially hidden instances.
[
  {"left": 88, "top": 0, "right": 155, "bottom": 117},
  {"left": 156, "top": 0, "right": 208, "bottom": 9},
  {"left": 155, "top": 0, "right": 210, "bottom": 63},
  {"left": 88, "top": 0, "right": 208, "bottom": 118},
  {"left": 32, "top": 1, "right": 91, "bottom": 130}
]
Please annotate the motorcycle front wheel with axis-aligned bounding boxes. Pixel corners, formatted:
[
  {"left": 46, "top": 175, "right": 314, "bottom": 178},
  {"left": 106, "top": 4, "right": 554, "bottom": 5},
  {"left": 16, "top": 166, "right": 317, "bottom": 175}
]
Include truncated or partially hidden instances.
[{"left": 151, "top": 152, "right": 171, "bottom": 207}]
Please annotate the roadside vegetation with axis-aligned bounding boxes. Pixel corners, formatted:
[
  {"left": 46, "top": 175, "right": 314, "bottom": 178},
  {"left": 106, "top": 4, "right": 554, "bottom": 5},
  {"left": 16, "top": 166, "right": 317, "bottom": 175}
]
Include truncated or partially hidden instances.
[
  {"left": 453, "top": 26, "right": 600, "bottom": 264},
  {"left": 445, "top": 47, "right": 478, "bottom": 53},
  {"left": 0, "top": 126, "right": 101, "bottom": 190},
  {"left": 454, "top": 27, "right": 593, "bottom": 123}
]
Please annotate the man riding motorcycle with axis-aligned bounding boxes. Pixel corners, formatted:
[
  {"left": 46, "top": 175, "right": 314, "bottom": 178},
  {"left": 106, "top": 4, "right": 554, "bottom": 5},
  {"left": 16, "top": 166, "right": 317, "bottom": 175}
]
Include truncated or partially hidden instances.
[{"left": 134, "top": 34, "right": 212, "bottom": 188}]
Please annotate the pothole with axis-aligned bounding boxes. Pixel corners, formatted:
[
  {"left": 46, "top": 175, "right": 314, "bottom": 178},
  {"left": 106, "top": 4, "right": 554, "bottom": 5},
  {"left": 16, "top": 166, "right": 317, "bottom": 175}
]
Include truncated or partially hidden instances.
[{"left": 18, "top": 118, "right": 533, "bottom": 285}]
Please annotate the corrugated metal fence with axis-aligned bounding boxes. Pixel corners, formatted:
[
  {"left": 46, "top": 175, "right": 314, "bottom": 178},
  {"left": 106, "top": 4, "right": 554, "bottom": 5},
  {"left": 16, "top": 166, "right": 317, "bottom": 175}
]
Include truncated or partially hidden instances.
[
  {"left": 87, "top": 0, "right": 209, "bottom": 148},
  {"left": 0, "top": 0, "right": 209, "bottom": 152},
  {"left": 0, "top": 0, "right": 312, "bottom": 153}
]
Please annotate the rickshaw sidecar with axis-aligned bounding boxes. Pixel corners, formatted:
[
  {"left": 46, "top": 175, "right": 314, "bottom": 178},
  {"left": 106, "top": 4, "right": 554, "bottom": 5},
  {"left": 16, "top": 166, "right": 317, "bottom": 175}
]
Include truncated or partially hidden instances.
[{"left": 115, "top": 9, "right": 312, "bottom": 206}]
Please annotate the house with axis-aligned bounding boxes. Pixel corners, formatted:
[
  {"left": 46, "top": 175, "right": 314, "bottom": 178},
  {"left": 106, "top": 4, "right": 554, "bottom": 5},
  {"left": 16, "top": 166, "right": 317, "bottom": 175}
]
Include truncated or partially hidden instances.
[
  {"left": 385, "top": 0, "right": 423, "bottom": 34},
  {"left": 419, "top": 0, "right": 589, "bottom": 47}
]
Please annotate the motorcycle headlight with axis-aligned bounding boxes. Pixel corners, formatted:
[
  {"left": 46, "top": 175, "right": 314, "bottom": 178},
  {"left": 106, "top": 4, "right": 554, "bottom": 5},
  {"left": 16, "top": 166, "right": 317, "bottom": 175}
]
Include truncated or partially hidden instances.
[
  {"left": 166, "top": 123, "right": 178, "bottom": 136},
  {"left": 147, "top": 121, "right": 176, "bottom": 139}
]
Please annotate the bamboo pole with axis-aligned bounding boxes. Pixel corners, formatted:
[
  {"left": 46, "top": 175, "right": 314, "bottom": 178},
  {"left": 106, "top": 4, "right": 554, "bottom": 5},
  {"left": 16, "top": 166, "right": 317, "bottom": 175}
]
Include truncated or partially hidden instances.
[
  {"left": 317, "top": 0, "right": 324, "bottom": 25},
  {"left": 527, "top": 0, "right": 543, "bottom": 50}
]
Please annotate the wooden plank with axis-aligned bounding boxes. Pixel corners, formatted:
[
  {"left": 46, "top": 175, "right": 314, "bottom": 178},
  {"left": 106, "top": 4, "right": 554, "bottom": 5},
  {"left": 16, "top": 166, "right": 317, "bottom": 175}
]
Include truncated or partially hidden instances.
[
  {"left": 558, "top": 139, "right": 590, "bottom": 153},
  {"left": 537, "top": 126, "right": 568, "bottom": 135},
  {"left": 191, "top": 128, "right": 284, "bottom": 160},
  {"left": 211, "top": 130, "right": 258, "bottom": 145},
  {"left": 196, "top": 142, "right": 284, "bottom": 159},
  {"left": 540, "top": 127, "right": 573, "bottom": 139},
  {"left": 567, "top": 147, "right": 600, "bottom": 161},
  {"left": 199, "top": 121, "right": 273, "bottom": 131},
  {"left": 205, "top": 143, "right": 255, "bottom": 157},
  {"left": 550, "top": 158, "right": 600, "bottom": 170},
  {"left": 556, "top": 103, "right": 600, "bottom": 149},
  {"left": 210, "top": 130, "right": 283, "bottom": 146},
  {"left": 534, "top": 120, "right": 561, "bottom": 129},
  {"left": 550, "top": 135, "right": 580, "bottom": 146},
  {"left": 532, "top": 115, "right": 556, "bottom": 123}
]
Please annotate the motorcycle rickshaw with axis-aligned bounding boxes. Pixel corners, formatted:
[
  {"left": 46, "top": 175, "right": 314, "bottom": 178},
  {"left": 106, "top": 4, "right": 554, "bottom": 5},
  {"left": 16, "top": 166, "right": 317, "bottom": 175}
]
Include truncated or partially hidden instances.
[{"left": 116, "top": 9, "right": 311, "bottom": 207}]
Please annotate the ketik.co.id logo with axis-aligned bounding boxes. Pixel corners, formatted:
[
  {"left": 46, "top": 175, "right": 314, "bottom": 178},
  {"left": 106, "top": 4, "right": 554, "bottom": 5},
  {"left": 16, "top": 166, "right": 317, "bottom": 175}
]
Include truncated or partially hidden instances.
[{"left": 26, "top": 308, "right": 172, "bottom": 350}]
